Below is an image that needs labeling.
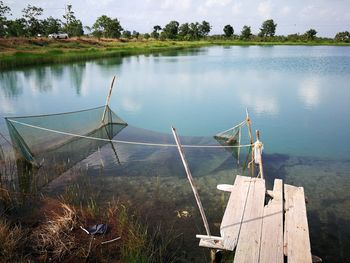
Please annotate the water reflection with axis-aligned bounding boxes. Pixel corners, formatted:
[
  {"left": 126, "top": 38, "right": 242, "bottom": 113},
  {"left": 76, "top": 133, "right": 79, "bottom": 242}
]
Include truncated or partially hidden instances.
[
  {"left": 24, "top": 67, "right": 52, "bottom": 92},
  {"left": 0, "top": 71, "right": 23, "bottom": 98},
  {"left": 68, "top": 63, "right": 86, "bottom": 95},
  {"left": 298, "top": 78, "right": 321, "bottom": 109}
]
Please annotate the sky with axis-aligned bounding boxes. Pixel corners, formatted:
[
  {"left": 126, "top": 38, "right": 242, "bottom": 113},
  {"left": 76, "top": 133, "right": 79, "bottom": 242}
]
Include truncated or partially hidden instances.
[{"left": 4, "top": 0, "right": 350, "bottom": 37}]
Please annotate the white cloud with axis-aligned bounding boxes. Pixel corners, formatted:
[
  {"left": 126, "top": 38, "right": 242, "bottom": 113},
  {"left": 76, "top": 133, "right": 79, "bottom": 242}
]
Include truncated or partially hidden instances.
[
  {"left": 240, "top": 92, "right": 279, "bottom": 115},
  {"left": 205, "top": 0, "right": 232, "bottom": 8},
  {"left": 232, "top": 2, "right": 242, "bottom": 16},
  {"left": 161, "top": 0, "right": 191, "bottom": 11},
  {"left": 121, "top": 98, "right": 142, "bottom": 112},
  {"left": 298, "top": 78, "right": 321, "bottom": 108},
  {"left": 280, "top": 6, "right": 291, "bottom": 16},
  {"left": 258, "top": 1, "right": 272, "bottom": 19}
]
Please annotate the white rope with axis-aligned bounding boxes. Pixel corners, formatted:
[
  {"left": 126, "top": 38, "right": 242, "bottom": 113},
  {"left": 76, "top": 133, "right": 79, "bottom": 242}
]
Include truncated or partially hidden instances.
[{"left": 7, "top": 119, "right": 253, "bottom": 149}]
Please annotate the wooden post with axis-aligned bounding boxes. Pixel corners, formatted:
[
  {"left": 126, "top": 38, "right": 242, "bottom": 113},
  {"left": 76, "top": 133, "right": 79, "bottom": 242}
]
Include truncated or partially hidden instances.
[
  {"left": 255, "top": 130, "right": 264, "bottom": 179},
  {"left": 101, "top": 76, "right": 116, "bottom": 123},
  {"left": 172, "top": 127, "right": 211, "bottom": 236},
  {"left": 246, "top": 108, "right": 254, "bottom": 177}
]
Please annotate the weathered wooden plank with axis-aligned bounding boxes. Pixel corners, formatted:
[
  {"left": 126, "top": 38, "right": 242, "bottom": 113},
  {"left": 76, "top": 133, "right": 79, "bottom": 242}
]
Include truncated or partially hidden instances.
[
  {"left": 234, "top": 177, "right": 266, "bottom": 263},
  {"left": 284, "top": 184, "right": 312, "bottom": 263},
  {"left": 220, "top": 175, "right": 251, "bottom": 250},
  {"left": 259, "top": 179, "right": 284, "bottom": 263}
]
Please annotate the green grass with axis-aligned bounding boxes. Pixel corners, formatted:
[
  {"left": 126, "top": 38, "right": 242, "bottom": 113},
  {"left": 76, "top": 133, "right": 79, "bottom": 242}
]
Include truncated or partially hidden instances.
[{"left": 0, "top": 38, "right": 349, "bottom": 70}]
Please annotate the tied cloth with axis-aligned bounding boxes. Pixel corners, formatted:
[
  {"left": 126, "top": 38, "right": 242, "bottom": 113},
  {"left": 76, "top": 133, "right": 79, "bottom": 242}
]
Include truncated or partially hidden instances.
[{"left": 254, "top": 140, "right": 264, "bottom": 164}]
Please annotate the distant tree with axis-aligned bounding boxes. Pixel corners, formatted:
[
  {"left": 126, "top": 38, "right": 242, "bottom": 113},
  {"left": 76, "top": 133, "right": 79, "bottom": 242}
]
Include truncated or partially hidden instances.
[
  {"left": 0, "top": 0, "right": 11, "bottom": 37},
  {"left": 287, "top": 33, "right": 301, "bottom": 42},
  {"left": 151, "top": 25, "right": 161, "bottom": 39},
  {"left": 22, "top": 4, "right": 43, "bottom": 37},
  {"left": 240, "top": 25, "right": 252, "bottom": 40},
  {"left": 162, "top": 20, "right": 179, "bottom": 39},
  {"left": 6, "top": 18, "right": 26, "bottom": 37},
  {"left": 189, "top": 22, "right": 200, "bottom": 40},
  {"left": 63, "top": 5, "right": 83, "bottom": 37},
  {"left": 42, "top": 16, "right": 62, "bottom": 36},
  {"left": 178, "top": 23, "right": 190, "bottom": 40},
  {"left": 92, "top": 15, "right": 123, "bottom": 38},
  {"left": 334, "top": 31, "right": 350, "bottom": 42},
  {"left": 132, "top": 30, "right": 140, "bottom": 39},
  {"left": 305, "top": 29, "right": 317, "bottom": 40},
  {"left": 122, "top": 30, "right": 131, "bottom": 39},
  {"left": 223, "top": 24, "right": 234, "bottom": 37},
  {"left": 143, "top": 33, "right": 150, "bottom": 39},
  {"left": 259, "top": 19, "right": 277, "bottom": 37},
  {"left": 199, "top": 20, "right": 211, "bottom": 36}
]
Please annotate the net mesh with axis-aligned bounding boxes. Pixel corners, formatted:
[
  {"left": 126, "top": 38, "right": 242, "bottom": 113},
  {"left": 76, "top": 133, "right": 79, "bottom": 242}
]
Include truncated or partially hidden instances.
[
  {"left": 214, "top": 121, "right": 246, "bottom": 162},
  {"left": 5, "top": 106, "right": 127, "bottom": 166}
]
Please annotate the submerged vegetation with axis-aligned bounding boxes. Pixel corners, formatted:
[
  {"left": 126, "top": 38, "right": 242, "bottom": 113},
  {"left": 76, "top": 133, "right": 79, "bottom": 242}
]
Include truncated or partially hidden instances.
[{"left": 0, "top": 159, "right": 186, "bottom": 263}]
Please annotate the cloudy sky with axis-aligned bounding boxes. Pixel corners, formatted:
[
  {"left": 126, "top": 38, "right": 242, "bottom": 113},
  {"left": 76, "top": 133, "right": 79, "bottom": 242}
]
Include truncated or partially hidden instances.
[{"left": 4, "top": 0, "right": 350, "bottom": 37}]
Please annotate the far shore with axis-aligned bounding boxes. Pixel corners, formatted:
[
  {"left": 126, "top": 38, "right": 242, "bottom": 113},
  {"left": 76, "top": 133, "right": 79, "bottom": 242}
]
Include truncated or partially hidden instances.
[{"left": 1, "top": 37, "right": 349, "bottom": 70}]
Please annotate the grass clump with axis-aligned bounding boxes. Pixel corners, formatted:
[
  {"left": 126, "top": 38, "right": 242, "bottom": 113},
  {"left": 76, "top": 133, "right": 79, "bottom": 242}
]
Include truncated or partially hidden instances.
[{"left": 0, "top": 219, "right": 28, "bottom": 262}]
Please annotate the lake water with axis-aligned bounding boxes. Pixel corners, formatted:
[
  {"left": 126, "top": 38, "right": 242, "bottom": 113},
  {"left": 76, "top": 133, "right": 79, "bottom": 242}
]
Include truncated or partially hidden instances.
[{"left": 1, "top": 45, "right": 350, "bottom": 262}]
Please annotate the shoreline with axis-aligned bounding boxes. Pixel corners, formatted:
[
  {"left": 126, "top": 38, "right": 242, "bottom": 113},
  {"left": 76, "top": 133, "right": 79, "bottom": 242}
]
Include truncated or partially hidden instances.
[{"left": 1, "top": 37, "right": 349, "bottom": 70}]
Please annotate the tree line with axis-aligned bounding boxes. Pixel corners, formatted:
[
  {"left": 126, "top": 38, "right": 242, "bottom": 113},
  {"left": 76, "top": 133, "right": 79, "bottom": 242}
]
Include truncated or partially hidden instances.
[{"left": 0, "top": 1, "right": 349, "bottom": 42}]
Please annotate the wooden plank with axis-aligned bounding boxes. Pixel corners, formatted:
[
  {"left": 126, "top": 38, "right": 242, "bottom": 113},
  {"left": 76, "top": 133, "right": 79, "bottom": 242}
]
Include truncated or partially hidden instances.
[
  {"left": 284, "top": 184, "right": 312, "bottom": 263},
  {"left": 220, "top": 175, "right": 251, "bottom": 250},
  {"left": 234, "top": 177, "right": 266, "bottom": 263},
  {"left": 259, "top": 179, "right": 284, "bottom": 263}
]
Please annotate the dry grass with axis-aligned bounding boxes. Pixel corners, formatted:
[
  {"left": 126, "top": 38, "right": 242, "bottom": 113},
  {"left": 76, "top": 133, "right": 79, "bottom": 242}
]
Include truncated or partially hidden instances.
[
  {"left": 31, "top": 202, "right": 79, "bottom": 261},
  {"left": 0, "top": 219, "right": 28, "bottom": 262}
]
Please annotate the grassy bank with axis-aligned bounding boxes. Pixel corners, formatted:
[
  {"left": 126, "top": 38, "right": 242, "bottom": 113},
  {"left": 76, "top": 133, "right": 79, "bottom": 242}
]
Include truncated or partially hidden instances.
[{"left": 1, "top": 37, "right": 349, "bottom": 70}]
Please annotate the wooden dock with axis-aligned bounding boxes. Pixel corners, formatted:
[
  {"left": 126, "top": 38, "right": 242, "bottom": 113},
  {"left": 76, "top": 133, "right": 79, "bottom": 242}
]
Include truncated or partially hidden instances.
[{"left": 197, "top": 175, "right": 312, "bottom": 263}]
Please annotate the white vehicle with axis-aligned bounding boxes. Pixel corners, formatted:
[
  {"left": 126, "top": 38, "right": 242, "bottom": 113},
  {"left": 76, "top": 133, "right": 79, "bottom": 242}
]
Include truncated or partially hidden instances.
[{"left": 48, "top": 32, "right": 69, "bottom": 39}]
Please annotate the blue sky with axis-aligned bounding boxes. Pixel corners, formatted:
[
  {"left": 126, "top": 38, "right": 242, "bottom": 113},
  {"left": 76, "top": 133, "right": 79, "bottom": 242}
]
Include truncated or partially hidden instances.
[{"left": 4, "top": 0, "right": 350, "bottom": 37}]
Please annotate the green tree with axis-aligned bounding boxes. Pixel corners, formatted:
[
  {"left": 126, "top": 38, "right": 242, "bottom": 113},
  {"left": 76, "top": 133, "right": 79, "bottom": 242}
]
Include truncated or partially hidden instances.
[
  {"left": 178, "top": 23, "right": 190, "bottom": 40},
  {"left": 335, "top": 31, "right": 350, "bottom": 42},
  {"left": 0, "top": 0, "right": 11, "bottom": 37},
  {"left": 189, "top": 22, "right": 200, "bottom": 40},
  {"left": 122, "top": 30, "right": 131, "bottom": 39},
  {"left": 240, "top": 25, "right": 252, "bottom": 40},
  {"left": 92, "top": 15, "right": 123, "bottom": 38},
  {"left": 199, "top": 20, "right": 211, "bottom": 36},
  {"left": 305, "top": 29, "right": 317, "bottom": 40},
  {"left": 143, "top": 33, "right": 150, "bottom": 39},
  {"left": 22, "top": 4, "right": 43, "bottom": 37},
  {"left": 259, "top": 19, "right": 277, "bottom": 37},
  {"left": 151, "top": 25, "right": 161, "bottom": 39},
  {"left": 42, "top": 16, "right": 62, "bottom": 36},
  {"left": 223, "top": 24, "right": 234, "bottom": 38},
  {"left": 162, "top": 20, "right": 179, "bottom": 39},
  {"left": 6, "top": 18, "right": 26, "bottom": 37},
  {"left": 63, "top": 5, "right": 83, "bottom": 37},
  {"left": 132, "top": 30, "right": 140, "bottom": 39}
]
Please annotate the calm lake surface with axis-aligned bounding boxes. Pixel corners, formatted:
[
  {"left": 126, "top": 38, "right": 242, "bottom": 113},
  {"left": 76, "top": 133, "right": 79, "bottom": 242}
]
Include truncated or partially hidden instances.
[{"left": 1, "top": 45, "right": 350, "bottom": 262}]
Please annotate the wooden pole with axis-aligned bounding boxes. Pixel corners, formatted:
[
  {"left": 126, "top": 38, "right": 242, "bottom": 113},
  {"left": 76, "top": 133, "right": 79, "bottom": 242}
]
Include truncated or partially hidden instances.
[
  {"left": 246, "top": 108, "right": 254, "bottom": 177},
  {"left": 255, "top": 130, "right": 264, "bottom": 179},
  {"left": 101, "top": 76, "right": 116, "bottom": 123},
  {"left": 171, "top": 127, "right": 211, "bottom": 236}
]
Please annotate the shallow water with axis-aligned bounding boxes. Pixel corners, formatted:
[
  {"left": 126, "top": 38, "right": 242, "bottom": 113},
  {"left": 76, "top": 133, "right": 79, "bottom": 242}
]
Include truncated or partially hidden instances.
[{"left": 1, "top": 46, "right": 350, "bottom": 262}]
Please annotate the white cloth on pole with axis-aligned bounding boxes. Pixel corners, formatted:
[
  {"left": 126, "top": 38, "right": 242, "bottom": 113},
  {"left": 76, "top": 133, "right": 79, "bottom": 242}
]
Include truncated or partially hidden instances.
[{"left": 254, "top": 140, "right": 263, "bottom": 164}]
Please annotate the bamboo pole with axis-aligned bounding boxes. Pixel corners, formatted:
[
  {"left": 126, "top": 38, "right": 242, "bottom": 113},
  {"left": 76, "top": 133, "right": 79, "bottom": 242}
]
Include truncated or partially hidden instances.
[
  {"left": 171, "top": 127, "right": 211, "bottom": 236},
  {"left": 101, "top": 76, "right": 116, "bottom": 123},
  {"left": 255, "top": 130, "right": 264, "bottom": 179},
  {"left": 246, "top": 108, "right": 254, "bottom": 177}
]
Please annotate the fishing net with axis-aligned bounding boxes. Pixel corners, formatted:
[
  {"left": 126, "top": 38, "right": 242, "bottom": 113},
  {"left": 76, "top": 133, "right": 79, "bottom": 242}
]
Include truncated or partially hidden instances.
[
  {"left": 5, "top": 106, "right": 127, "bottom": 167},
  {"left": 214, "top": 121, "right": 246, "bottom": 163}
]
